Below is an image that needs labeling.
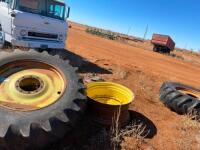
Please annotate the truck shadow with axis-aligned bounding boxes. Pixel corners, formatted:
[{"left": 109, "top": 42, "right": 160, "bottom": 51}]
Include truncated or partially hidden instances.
[{"left": 47, "top": 49, "right": 112, "bottom": 74}]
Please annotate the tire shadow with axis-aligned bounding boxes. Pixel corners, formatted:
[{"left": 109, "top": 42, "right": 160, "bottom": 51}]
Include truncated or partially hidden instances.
[
  {"left": 128, "top": 110, "right": 157, "bottom": 139},
  {"left": 45, "top": 110, "right": 157, "bottom": 150}
]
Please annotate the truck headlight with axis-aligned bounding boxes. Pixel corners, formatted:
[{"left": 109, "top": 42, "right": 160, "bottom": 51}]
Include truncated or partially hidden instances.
[
  {"left": 20, "top": 30, "right": 27, "bottom": 36},
  {"left": 58, "top": 34, "right": 63, "bottom": 41}
]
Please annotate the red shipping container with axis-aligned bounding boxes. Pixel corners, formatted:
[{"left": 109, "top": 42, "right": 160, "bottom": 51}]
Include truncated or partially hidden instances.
[{"left": 151, "top": 34, "right": 175, "bottom": 50}]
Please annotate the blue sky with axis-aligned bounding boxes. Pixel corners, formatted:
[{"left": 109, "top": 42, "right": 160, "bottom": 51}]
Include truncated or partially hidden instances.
[{"left": 67, "top": 0, "right": 200, "bottom": 50}]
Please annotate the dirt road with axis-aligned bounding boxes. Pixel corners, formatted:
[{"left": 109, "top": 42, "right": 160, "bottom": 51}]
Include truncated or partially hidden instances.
[
  {"left": 66, "top": 24, "right": 200, "bottom": 150},
  {"left": 67, "top": 27, "right": 200, "bottom": 87}
]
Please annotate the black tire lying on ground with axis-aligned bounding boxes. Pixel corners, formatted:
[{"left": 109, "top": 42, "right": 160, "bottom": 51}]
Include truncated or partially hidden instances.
[
  {"left": 160, "top": 82, "right": 200, "bottom": 115},
  {"left": 0, "top": 49, "right": 86, "bottom": 150}
]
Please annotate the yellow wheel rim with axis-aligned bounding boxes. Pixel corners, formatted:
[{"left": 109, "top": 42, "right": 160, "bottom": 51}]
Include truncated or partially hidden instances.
[
  {"left": 86, "top": 82, "right": 134, "bottom": 105},
  {"left": 0, "top": 60, "right": 66, "bottom": 111},
  {"left": 177, "top": 87, "right": 200, "bottom": 99}
]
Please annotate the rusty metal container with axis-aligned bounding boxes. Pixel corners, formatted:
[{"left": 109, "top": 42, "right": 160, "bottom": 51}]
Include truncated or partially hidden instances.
[
  {"left": 86, "top": 82, "right": 134, "bottom": 126},
  {"left": 151, "top": 34, "right": 175, "bottom": 50}
]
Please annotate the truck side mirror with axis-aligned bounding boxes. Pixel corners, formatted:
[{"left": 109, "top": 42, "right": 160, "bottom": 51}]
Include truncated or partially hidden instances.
[{"left": 67, "top": 7, "right": 70, "bottom": 18}]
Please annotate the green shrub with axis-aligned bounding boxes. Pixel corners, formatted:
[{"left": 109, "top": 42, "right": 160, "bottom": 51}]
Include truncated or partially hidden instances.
[{"left": 86, "top": 28, "right": 116, "bottom": 40}]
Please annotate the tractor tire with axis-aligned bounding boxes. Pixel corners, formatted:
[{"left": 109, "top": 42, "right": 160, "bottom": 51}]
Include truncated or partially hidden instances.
[
  {"left": 44, "top": 49, "right": 86, "bottom": 68},
  {"left": 160, "top": 82, "right": 200, "bottom": 115},
  {"left": 153, "top": 45, "right": 158, "bottom": 52},
  {"left": 0, "top": 49, "right": 86, "bottom": 150}
]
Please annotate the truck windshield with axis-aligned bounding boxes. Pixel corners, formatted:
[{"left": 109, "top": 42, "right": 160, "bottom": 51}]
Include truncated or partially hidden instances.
[{"left": 16, "top": 0, "right": 66, "bottom": 20}]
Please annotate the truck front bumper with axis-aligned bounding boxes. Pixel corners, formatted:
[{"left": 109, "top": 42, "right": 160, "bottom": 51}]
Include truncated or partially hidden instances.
[{"left": 12, "top": 38, "right": 65, "bottom": 49}]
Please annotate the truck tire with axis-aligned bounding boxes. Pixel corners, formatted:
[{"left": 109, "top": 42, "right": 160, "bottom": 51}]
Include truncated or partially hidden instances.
[
  {"left": 0, "top": 49, "right": 86, "bottom": 149},
  {"left": 164, "top": 48, "right": 171, "bottom": 54},
  {"left": 160, "top": 82, "right": 200, "bottom": 115},
  {"left": 153, "top": 45, "right": 158, "bottom": 52},
  {"left": 0, "top": 25, "right": 5, "bottom": 49}
]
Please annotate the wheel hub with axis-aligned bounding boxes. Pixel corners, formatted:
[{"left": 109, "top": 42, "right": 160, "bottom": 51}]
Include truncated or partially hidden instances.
[{"left": 16, "top": 75, "right": 44, "bottom": 94}]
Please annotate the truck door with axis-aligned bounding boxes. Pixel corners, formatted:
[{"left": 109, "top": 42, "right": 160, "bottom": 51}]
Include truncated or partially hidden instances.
[{"left": 0, "top": 1, "right": 13, "bottom": 42}]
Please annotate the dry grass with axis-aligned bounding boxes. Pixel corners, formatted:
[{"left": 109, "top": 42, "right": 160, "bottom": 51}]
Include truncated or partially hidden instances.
[
  {"left": 110, "top": 107, "right": 148, "bottom": 150},
  {"left": 181, "top": 111, "right": 200, "bottom": 130},
  {"left": 172, "top": 49, "right": 200, "bottom": 65},
  {"left": 175, "top": 111, "right": 200, "bottom": 150}
]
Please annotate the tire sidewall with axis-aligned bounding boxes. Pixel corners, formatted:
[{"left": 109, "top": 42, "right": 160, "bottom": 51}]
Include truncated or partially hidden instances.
[{"left": 0, "top": 50, "right": 80, "bottom": 125}]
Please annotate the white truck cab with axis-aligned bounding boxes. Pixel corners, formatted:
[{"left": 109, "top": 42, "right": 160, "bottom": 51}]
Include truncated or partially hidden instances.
[{"left": 0, "top": 0, "right": 70, "bottom": 49}]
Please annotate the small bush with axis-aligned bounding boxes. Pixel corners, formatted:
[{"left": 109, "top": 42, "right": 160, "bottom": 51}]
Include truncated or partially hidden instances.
[{"left": 110, "top": 107, "right": 147, "bottom": 150}]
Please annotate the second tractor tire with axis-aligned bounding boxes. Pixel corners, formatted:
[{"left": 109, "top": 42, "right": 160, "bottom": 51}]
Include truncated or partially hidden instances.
[{"left": 160, "top": 82, "right": 200, "bottom": 115}]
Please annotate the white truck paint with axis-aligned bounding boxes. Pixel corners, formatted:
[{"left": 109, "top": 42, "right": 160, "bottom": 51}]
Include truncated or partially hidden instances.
[{"left": 0, "top": 0, "right": 70, "bottom": 49}]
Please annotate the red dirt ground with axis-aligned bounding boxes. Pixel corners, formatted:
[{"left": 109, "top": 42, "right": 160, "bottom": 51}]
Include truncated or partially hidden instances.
[{"left": 66, "top": 23, "right": 200, "bottom": 150}]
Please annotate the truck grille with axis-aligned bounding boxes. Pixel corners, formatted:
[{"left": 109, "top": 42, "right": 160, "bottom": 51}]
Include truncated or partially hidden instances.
[{"left": 28, "top": 32, "right": 58, "bottom": 39}]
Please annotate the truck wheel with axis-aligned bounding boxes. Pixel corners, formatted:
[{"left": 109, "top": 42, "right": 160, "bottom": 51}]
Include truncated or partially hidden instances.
[
  {"left": 0, "top": 25, "right": 5, "bottom": 49},
  {"left": 0, "top": 49, "right": 86, "bottom": 149},
  {"left": 163, "top": 48, "right": 170, "bottom": 54},
  {"left": 160, "top": 82, "right": 200, "bottom": 115},
  {"left": 153, "top": 45, "right": 159, "bottom": 52},
  {"left": 167, "top": 48, "right": 171, "bottom": 54}
]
